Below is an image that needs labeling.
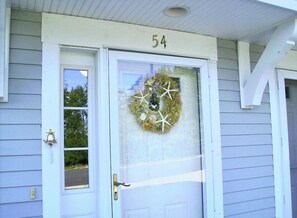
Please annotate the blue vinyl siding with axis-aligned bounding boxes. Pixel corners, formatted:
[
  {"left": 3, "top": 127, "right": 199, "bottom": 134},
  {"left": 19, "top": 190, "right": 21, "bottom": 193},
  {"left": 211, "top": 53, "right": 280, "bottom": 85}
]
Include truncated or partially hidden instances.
[
  {"left": 0, "top": 10, "right": 42, "bottom": 217},
  {"left": 218, "top": 39, "right": 275, "bottom": 217}
]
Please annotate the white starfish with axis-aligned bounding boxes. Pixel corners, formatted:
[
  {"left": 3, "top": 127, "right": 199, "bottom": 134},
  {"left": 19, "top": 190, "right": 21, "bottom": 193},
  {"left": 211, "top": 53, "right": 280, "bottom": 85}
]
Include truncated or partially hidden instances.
[
  {"left": 134, "top": 91, "right": 149, "bottom": 105},
  {"left": 160, "top": 81, "right": 178, "bottom": 100},
  {"left": 156, "top": 110, "right": 172, "bottom": 132}
]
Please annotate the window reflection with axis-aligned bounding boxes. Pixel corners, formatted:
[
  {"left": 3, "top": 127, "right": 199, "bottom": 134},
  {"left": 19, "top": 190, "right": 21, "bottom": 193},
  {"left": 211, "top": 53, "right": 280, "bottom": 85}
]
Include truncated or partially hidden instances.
[
  {"left": 64, "top": 110, "right": 88, "bottom": 148},
  {"left": 64, "top": 69, "right": 88, "bottom": 107},
  {"left": 64, "top": 150, "right": 89, "bottom": 190},
  {"left": 63, "top": 68, "right": 89, "bottom": 190}
]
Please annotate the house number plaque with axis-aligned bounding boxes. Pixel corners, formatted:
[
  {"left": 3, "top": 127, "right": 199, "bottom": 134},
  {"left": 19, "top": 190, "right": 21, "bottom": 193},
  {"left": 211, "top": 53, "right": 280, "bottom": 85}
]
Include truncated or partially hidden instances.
[{"left": 152, "top": 35, "right": 167, "bottom": 49}]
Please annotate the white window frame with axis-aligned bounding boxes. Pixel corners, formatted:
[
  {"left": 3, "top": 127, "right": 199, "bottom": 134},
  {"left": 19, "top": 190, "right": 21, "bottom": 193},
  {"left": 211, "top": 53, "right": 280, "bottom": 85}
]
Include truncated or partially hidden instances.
[
  {"left": 0, "top": 0, "right": 10, "bottom": 102},
  {"left": 42, "top": 12, "right": 223, "bottom": 218}
]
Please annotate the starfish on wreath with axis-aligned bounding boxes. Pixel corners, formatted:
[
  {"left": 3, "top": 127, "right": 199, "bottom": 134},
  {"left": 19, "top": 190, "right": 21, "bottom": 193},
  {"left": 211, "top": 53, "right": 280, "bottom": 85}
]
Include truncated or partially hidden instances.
[
  {"left": 156, "top": 110, "right": 172, "bottom": 132},
  {"left": 134, "top": 91, "right": 149, "bottom": 105},
  {"left": 160, "top": 81, "right": 178, "bottom": 100}
]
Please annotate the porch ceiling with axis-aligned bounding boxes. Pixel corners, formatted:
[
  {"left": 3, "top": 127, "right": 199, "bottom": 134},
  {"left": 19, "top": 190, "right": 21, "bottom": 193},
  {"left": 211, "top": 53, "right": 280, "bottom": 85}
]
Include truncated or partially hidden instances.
[{"left": 10, "top": 0, "right": 297, "bottom": 46}]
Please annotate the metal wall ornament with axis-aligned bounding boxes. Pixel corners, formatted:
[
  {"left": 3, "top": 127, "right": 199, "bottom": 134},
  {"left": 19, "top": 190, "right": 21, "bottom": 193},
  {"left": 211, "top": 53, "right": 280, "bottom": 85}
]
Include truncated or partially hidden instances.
[
  {"left": 129, "top": 68, "right": 182, "bottom": 134},
  {"left": 43, "top": 129, "right": 57, "bottom": 146}
]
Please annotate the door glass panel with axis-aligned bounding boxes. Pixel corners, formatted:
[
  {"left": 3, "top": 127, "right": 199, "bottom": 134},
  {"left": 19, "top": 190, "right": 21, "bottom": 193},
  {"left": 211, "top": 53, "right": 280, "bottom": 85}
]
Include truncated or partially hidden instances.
[
  {"left": 118, "top": 62, "right": 203, "bottom": 218},
  {"left": 64, "top": 109, "right": 88, "bottom": 148},
  {"left": 63, "top": 69, "right": 89, "bottom": 190}
]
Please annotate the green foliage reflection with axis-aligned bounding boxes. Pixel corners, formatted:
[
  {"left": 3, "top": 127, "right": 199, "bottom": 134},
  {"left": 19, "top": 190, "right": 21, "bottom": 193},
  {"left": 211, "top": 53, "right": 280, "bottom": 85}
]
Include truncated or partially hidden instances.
[{"left": 64, "top": 85, "right": 88, "bottom": 167}]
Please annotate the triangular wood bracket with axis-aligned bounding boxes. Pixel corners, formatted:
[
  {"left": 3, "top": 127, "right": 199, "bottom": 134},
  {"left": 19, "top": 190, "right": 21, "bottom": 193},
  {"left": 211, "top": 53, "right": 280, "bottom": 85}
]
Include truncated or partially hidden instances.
[{"left": 238, "top": 19, "right": 297, "bottom": 109}]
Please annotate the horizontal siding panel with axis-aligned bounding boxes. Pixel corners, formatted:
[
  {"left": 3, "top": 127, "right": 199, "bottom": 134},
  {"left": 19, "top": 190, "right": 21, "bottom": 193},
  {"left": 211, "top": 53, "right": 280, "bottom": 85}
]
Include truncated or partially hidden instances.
[
  {"left": 219, "top": 101, "right": 270, "bottom": 113},
  {"left": 9, "top": 79, "right": 41, "bottom": 94},
  {"left": 222, "top": 145, "right": 273, "bottom": 158},
  {"left": 10, "top": 20, "right": 41, "bottom": 36},
  {"left": 11, "top": 10, "right": 42, "bottom": 22},
  {"left": 0, "top": 125, "right": 41, "bottom": 140},
  {"left": 0, "top": 109, "right": 41, "bottom": 124},
  {"left": 0, "top": 171, "right": 41, "bottom": 188},
  {"left": 0, "top": 94, "right": 41, "bottom": 109},
  {"left": 0, "top": 186, "right": 42, "bottom": 204},
  {"left": 220, "top": 113, "right": 271, "bottom": 124},
  {"left": 219, "top": 90, "right": 240, "bottom": 101},
  {"left": 217, "top": 39, "right": 237, "bottom": 49},
  {"left": 224, "top": 176, "right": 274, "bottom": 193},
  {"left": 221, "top": 135, "right": 272, "bottom": 146},
  {"left": 219, "top": 80, "right": 239, "bottom": 91},
  {"left": 249, "top": 43, "right": 265, "bottom": 54},
  {"left": 10, "top": 49, "right": 42, "bottom": 65},
  {"left": 218, "top": 69, "right": 239, "bottom": 81},
  {"left": 0, "top": 155, "right": 41, "bottom": 172},
  {"left": 222, "top": 156, "right": 273, "bottom": 170},
  {"left": 221, "top": 124, "right": 272, "bottom": 135},
  {"left": 0, "top": 201, "right": 42, "bottom": 217},
  {"left": 225, "top": 208, "right": 275, "bottom": 218},
  {"left": 0, "top": 140, "right": 41, "bottom": 156},
  {"left": 10, "top": 34, "right": 42, "bottom": 50},
  {"left": 217, "top": 47, "right": 237, "bottom": 60},
  {"left": 217, "top": 58, "right": 238, "bottom": 70},
  {"left": 224, "top": 187, "right": 275, "bottom": 204},
  {"left": 224, "top": 197, "right": 275, "bottom": 217},
  {"left": 219, "top": 90, "right": 270, "bottom": 102},
  {"left": 9, "top": 64, "right": 42, "bottom": 79},
  {"left": 223, "top": 166, "right": 274, "bottom": 181}
]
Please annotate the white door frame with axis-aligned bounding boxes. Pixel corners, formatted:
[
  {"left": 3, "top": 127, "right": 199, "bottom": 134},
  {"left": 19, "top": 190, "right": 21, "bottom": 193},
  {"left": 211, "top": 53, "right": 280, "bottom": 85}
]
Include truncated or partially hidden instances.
[
  {"left": 41, "top": 12, "right": 223, "bottom": 218},
  {"left": 269, "top": 69, "right": 295, "bottom": 218}
]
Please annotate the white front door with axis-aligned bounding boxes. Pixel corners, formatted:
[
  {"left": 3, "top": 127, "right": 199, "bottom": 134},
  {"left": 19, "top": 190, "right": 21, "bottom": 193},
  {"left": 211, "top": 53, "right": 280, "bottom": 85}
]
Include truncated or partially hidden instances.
[
  {"left": 285, "top": 79, "right": 297, "bottom": 217},
  {"left": 109, "top": 51, "right": 207, "bottom": 218}
]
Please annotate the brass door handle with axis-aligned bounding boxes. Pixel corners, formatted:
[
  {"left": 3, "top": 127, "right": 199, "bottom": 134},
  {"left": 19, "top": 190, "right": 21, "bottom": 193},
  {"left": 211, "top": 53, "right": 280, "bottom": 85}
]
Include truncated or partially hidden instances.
[{"left": 113, "top": 174, "right": 130, "bottom": 200}]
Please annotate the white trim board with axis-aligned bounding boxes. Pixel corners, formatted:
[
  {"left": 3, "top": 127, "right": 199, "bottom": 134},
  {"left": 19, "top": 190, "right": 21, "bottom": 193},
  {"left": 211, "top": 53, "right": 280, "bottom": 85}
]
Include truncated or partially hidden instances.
[
  {"left": 0, "top": 1, "right": 10, "bottom": 102},
  {"left": 41, "top": 13, "right": 217, "bottom": 61},
  {"left": 269, "top": 69, "right": 294, "bottom": 218}
]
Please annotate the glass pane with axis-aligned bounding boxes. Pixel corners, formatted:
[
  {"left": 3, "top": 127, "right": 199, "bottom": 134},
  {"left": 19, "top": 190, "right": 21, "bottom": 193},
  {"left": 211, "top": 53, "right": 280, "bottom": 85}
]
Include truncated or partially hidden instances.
[
  {"left": 64, "top": 150, "right": 89, "bottom": 189},
  {"left": 64, "top": 110, "right": 88, "bottom": 148},
  {"left": 64, "top": 69, "right": 88, "bottom": 107},
  {"left": 118, "top": 62, "right": 203, "bottom": 218}
]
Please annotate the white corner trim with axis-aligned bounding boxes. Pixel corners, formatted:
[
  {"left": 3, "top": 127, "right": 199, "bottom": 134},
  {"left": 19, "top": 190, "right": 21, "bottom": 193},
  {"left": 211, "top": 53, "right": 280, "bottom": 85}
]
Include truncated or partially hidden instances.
[
  {"left": 42, "top": 13, "right": 217, "bottom": 61},
  {"left": 0, "top": 1, "right": 10, "bottom": 102},
  {"left": 238, "top": 18, "right": 297, "bottom": 108}
]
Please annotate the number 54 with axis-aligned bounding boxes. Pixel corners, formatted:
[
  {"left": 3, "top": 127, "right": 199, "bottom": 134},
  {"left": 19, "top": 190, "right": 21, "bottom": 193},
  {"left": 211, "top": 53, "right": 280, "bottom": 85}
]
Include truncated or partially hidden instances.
[{"left": 152, "top": 35, "right": 167, "bottom": 49}]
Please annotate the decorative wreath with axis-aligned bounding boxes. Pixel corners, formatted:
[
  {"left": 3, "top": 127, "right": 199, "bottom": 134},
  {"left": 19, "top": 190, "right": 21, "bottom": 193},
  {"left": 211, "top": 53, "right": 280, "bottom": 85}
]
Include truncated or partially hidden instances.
[{"left": 129, "top": 68, "right": 182, "bottom": 134}]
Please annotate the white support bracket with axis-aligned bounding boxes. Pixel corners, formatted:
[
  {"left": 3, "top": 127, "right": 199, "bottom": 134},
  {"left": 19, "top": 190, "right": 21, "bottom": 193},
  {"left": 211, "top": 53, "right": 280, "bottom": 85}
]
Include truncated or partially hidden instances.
[
  {"left": 0, "top": 0, "right": 10, "bottom": 102},
  {"left": 239, "top": 19, "right": 297, "bottom": 108}
]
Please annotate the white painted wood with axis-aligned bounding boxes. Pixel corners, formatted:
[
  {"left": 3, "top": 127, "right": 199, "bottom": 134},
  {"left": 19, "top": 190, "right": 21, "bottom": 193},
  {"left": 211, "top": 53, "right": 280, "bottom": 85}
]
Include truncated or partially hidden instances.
[
  {"left": 97, "top": 48, "right": 113, "bottom": 218},
  {"left": 270, "top": 69, "right": 294, "bottom": 218},
  {"left": 238, "top": 41, "right": 253, "bottom": 109},
  {"left": 41, "top": 13, "right": 218, "bottom": 61},
  {"left": 0, "top": 0, "right": 10, "bottom": 102},
  {"left": 109, "top": 51, "right": 223, "bottom": 218},
  {"left": 285, "top": 79, "right": 297, "bottom": 217},
  {"left": 239, "top": 19, "right": 297, "bottom": 107},
  {"left": 278, "top": 50, "right": 297, "bottom": 71},
  {"left": 41, "top": 42, "right": 61, "bottom": 218}
]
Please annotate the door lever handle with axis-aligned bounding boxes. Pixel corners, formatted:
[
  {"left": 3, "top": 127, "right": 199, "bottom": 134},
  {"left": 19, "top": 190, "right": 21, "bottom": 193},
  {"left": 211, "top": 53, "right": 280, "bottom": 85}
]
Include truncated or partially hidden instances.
[
  {"left": 113, "top": 174, "right": 131, "bottom": 201},
  {"left": 114, "top": 181, "right": 131, "bottom": 187}
]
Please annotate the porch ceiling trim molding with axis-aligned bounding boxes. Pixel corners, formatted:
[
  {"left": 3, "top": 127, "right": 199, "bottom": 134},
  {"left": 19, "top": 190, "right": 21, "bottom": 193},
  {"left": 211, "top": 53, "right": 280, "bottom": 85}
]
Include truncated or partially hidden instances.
[
  {"left": 0, "top": 0, "right": 10, "bottom": 102},
  {"left": 238, "top": 18, "right": 297, "bottom": 108}
]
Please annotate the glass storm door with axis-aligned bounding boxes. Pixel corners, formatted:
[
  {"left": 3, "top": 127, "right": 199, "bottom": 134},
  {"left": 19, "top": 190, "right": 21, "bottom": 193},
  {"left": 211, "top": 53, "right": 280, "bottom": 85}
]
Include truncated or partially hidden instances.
[{"left": 109, "top": 51, "right": 205, "bottom": 218}]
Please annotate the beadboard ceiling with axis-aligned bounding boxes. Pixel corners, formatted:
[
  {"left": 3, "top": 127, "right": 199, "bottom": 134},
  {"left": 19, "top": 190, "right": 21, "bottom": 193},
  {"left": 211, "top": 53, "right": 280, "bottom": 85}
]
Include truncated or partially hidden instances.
[{"left": 10, "top": 0, "right": 297, "bottom": 45}]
